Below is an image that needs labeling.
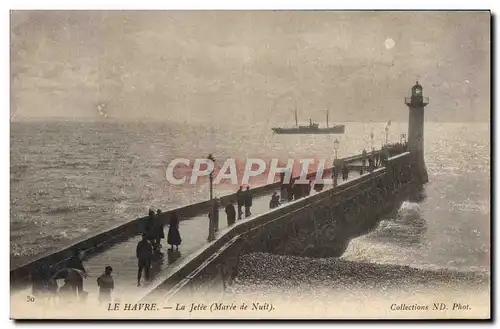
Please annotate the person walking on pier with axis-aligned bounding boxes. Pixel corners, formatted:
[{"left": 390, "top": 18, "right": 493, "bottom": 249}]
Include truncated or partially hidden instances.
[
  {"left": 236, "top": 186, "right": 244, "bottom": 219},
  {"left": 97, "top": 266, "right": 114, "bottom": 304},
  {"left": 332, "top": 163, "right": 339, "bottom": 186},
  {"left": 382, "top": 147, "right": 390, "bottom": 167},
  {"left": 305, "top": 180, "right": 312, "bottom": 196},
  {"left": 293, "top": 179, "right": 302, "bottom": 200},
  {"left": 279, "top": 172, "right": 286, "bottom": 201},
  {"left": 136, "top": 233, "right": 154, "bottom": 286},
  {"left": 144, "top": 209, "right": 156, "bottom": 240},
  {"left": 244, "top": 186, "right": 252, "bottom": 217},
  {"left": 368, "top": 156, "right": 374, "bottom": 172},
  {"left": 66, "top": 249, "right": 86, "bottom": 297},
  {"left": 225, "top": 200, "right": 236, "bottom": 226},
  {"left": 287, "top": 180, "right": 294, "bottom": 201},
  {"left": 153, "top": 209, "right": 165, "bottom": 252},
  {"left": 269, "top": 191, "right": 281, "bottom": 209},
  {"left": 167, "top": 212, "right": 182, "bottom": 251},
  {"left": 31, "top": 264, "right": 51, "bottom": 299},
  {"left": 281, "top": 183, "right": 288, "bottom": 202}
]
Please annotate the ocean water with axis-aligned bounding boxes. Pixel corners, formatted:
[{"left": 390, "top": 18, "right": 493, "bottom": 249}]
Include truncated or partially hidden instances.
[{"left": 10, "top": 121, "right": 490, "bottom": 274}]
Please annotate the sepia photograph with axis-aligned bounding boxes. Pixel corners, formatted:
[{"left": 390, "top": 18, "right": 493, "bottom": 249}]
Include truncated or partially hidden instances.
[{"left": 9, "top": 9, "right": 491, "bottom": 320}]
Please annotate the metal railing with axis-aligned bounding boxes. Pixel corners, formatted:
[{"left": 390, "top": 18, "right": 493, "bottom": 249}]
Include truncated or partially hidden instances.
[{"left": 404, "top": 97, "right": 429, "bottom": 105}]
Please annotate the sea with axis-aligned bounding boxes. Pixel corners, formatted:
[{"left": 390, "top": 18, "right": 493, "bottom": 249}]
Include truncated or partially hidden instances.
[{"left": 10, "top": 120, "right": 490, "bottom": 277}]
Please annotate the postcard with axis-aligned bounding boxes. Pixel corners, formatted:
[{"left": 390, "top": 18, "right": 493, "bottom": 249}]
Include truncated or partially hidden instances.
[{"left": 10, "top": 10, "right": 490, "bottom": 320}]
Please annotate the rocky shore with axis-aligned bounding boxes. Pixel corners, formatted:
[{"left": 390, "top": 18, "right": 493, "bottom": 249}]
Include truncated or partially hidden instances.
[{"left": 230, "top": 252, "right": 490, "bottom": 298}]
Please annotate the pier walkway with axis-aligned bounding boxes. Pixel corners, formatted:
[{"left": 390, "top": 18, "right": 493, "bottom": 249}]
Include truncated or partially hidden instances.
[
  {"left": 13, "top": 148, "right": 403, "bottom": 303},
  {"left": 77, "top": 172, "right": 366, "bottom": 302}
]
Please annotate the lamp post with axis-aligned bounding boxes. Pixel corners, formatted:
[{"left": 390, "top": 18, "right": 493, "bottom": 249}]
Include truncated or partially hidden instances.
[
  {"left": 370, "top": 132, "right": 374, "bottom": 152},
  {"left": 385, "top": 126, "right": 389, "bottom": 146},
  {"left": 207, "top": 153, "right": 216, "bottom": 242},
  {"left": 334, "top": 138, "right": 339, "bottom": 160},
  {"left": 333, "top": 139, "right": 340, "bottom": 187}
]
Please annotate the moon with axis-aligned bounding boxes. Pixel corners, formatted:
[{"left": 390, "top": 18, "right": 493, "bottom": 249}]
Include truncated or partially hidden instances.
[{"left": 385, "top": 38, "right": 395, "bottom": 50}]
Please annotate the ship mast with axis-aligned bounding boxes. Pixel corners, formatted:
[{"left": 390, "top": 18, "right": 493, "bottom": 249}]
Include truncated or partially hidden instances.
[
  {"left": 294, "top": 106, "right": 298, "bottom": 127},
  {"left": 326, "top": 110, "right": 329, "bottom": 128}
]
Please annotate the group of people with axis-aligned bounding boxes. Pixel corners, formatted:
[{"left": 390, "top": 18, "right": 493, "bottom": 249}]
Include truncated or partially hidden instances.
[
  {"left": 30, "top": 143, "right": 410, "bottom": 305},
  {"left": 30, "top": 249, "right": 114, "bottom": 304},
  {"left": 332, "top": 162, "right": 351, "bottom": 181},
  {"left": 236, "top": 186, "right": 253, "bottom": 218},
  {"left": 30, "top": 208, "right": 185, "bottom": 304},
  {"left": 280, "top": 176, "right": 314, "bottom": 203},
  {"left": 360, "top": 142, "right": 408, "bottom": 173},
  {"left": 213, "top": 186, "right": 254, "bottom": 228},
  {"left": 136, "top": 209, "right": 182, "bottom": 286},
  {"left": 211, "top": 185, "right": 254, "bottom": 229}
]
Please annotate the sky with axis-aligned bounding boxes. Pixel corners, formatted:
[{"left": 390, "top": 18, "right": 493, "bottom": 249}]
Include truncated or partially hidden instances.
[{"left": 10, "top": 11, "right": 490, "bottom": 124}]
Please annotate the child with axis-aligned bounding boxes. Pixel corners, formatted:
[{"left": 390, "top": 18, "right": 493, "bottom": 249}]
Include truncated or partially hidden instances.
[{"left": 97, "top": 266, "right": 114, "bottom": 304}]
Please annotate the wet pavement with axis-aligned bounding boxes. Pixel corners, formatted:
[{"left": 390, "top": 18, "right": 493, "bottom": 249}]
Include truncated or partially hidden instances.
[{"left": 14, "top": 161, "right": 372, "bottom": 303}]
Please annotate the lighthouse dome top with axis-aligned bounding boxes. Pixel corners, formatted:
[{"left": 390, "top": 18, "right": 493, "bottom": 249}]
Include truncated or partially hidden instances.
[
  {"left": 404, "top": 80, "right": 429, "bottom": 107},
  {"left": 411, "top": 81, "right": 423, "bottom": 96}
]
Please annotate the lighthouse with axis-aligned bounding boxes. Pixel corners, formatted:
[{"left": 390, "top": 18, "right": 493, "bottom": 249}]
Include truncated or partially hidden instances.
[{"left": 404, "top": 81, "right": 429, "bottom": 184}]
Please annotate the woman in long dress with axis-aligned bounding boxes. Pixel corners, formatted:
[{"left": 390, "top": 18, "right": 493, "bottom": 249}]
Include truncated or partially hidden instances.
[{"left": 167, "top": 212, "right": 182, "bottom": 251}]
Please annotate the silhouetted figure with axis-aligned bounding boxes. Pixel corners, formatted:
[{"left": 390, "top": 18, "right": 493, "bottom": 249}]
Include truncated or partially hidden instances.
[
  {"left": 97, "top": 266, "right": 114, "bottom": 304},
  {"left": 244, "top": 186, "right": 252, "bottom": 217},
  {"left": 269, "top": 192, "right": 281, "bottom": 209},
  {"left": 136, "top": 233, "right": 153, "bottom": 287},
  {"left": 281, "top": 184, "right": 288, "bottom": 201},
  {"left": 368, "top": 157, "right": 374, "bottom": 172},
  {"left": 287, "top": 181, "right": 294, "bottom": 201},
  {"left": 293, "top": 181, "right": 302, "bottom": 200},
  {"left": 382, "top": 147, "right": 390, "bottom": 166},
  {"left": 332, "top": 165, "right": 339, "bottom": 186},
  {"left": 279, "top": 172, "right": 285, "bottom": 184},
  {"left": 31, "top": 264, "right": 51, "bottom": 298},
  {"left": 167, "top": 212, "right": 182, "bottom": 251},
  {"left": 342, "top": 165, "right": 349, "bottom": 181},
  {"left": 279, "top": 172, "right": 286, "bottom": 200},
  {"left": 305, "top": 180, "right": 312, "bottom": 196},
  {"left": 153, "top": 209, "right": 165, "bottom": 252},
  {"left": 66, "top": 249, "right": 86, "bottom": 296},
  {"left": 144, "top": 209, "right": 156, "bottom": 241},
  {"left": 236, "top": 186, "right": 244, "bottom": 219},
  {"left": 225, "top": 200, "right": 236, "bottom": 226}
]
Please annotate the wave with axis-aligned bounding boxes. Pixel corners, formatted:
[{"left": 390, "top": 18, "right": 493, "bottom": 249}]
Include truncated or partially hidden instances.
[
  {"left": 368, "top": 201, "right": 427, "bottom": 245},
  {"left": 86, "top": 191, "right": 130, "bottom": 203},
  {"left": 38, "top": 160, "right": 113, "bottom": 171},
  {"left": 45, "top": 204, "right": 94, "bottom": 215}
]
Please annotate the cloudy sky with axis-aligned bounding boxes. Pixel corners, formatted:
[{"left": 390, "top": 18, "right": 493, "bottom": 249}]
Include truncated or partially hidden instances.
[{"left": 10, "top": 11, "right": 490, "bottom": 124}]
